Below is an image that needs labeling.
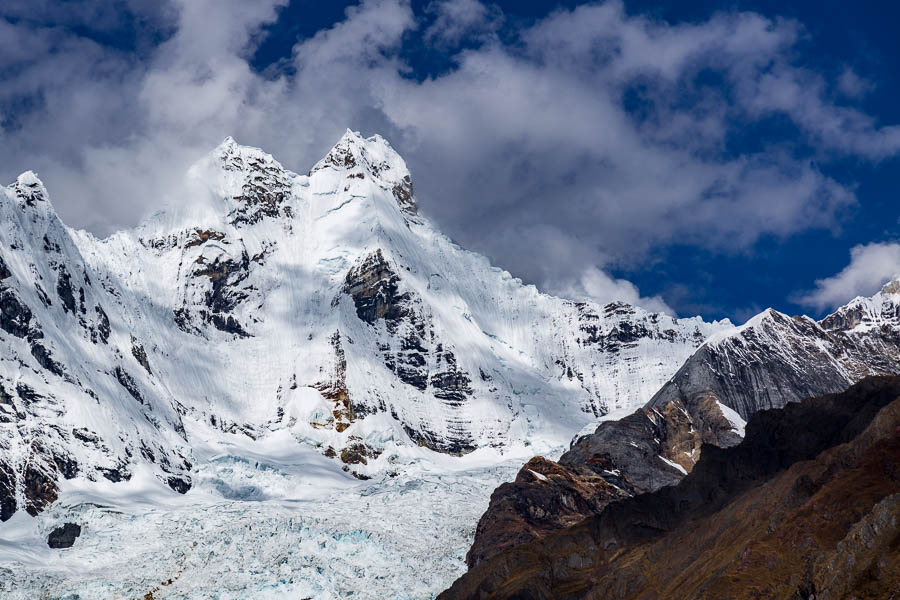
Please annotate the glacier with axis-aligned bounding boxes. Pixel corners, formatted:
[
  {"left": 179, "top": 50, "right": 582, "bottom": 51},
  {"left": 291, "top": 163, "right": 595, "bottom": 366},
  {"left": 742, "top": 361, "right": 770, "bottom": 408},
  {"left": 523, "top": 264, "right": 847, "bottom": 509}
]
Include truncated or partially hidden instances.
[{"left": 0, "top": 424, "right": 530, "bottom": 599}]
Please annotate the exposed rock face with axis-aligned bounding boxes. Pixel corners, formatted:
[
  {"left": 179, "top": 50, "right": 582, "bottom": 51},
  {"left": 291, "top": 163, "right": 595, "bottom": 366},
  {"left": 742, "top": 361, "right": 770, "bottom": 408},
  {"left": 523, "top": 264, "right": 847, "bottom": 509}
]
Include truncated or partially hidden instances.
[
  {"left": 218, "top": 137, "right": 293, "bottom": 226},
  {"left": 47, "top": 522, "right": 82, "bottom": 549},
  {"left": 339, "top": 439, "right": 382, "bottom": 465},
  {"left": 466, "top": 392, "right": 741, "bottom": 567},
  {"left": 465, "top": 456, "right": 629, "bottom": 568},
  {"left": 650, "top": 280, "right": 900, "bottom": 420},
  {"left": 441, "top": 376, "right": 900, "bottom": 599},
  {"left": 312, "top": 332, "right": 356, "bottom": 432},
  {"left": 131, "top": 337, "right": 152, "bottom": 375},
  {"left": 0, "top": 461, "right": 15, "bottom": 521},
  {"left": 0, "top": 285, "right": 35, "bottom": 339},
  {"left": 392, "top": 175, "right": 416, "bottom": 215},
  {"left": 175, "top": 240, "right": 254, "bottom": 338},
  {"left": 344, "top": 249, "right": 411, "bottom": 326},
  {"left": 342, "top": 249, "right": 477, "bottom": 454}
]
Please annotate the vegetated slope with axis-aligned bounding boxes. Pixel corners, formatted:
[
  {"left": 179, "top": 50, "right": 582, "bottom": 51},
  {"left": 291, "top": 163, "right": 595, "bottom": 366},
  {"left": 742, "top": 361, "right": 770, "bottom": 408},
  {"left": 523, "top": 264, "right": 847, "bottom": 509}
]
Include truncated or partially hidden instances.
[
  {"left": 0, "top": 131, "right": 729, "bottom": 521},
  {"left": 441, "top": 376, "right": 900, "bottom": 600}
]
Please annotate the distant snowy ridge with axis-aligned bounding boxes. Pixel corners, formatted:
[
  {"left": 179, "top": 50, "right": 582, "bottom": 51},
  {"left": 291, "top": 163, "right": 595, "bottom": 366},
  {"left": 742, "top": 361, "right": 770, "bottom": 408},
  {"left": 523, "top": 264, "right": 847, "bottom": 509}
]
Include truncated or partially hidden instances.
[
  {"left": 649, "top": 275, "right": 900, "bottom": 418},
  {"left": 0, "top": 130, "right": 731, "bottom": 522}
]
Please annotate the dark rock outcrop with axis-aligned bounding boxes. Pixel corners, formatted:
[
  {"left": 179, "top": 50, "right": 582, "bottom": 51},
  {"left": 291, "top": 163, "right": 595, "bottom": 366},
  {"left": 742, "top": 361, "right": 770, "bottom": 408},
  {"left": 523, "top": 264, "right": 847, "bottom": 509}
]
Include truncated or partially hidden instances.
[
  {"left": 92, "top": 304, "right": 110, "bottom": 344},
  {"left": 441, "top": 376, "right": 900, "bottom": 599},
  {"left": 131, "top": 337, "right": 152, "bottom": 375},
  {"left": 23, "top": 461, "right": 59, "bottom": 517},
  {"left": 175, "top": 242, "right": 254, "bottom": 338},
  {"left": 0, "top": 286, "right": 34, "bottom": 339},
  {"left": 465, "top": 456, "right": 629, "bottom": 569},
  {"left": 47, "top": 523, "right": 81, "bottom": 549},
  {"left": 339, "top": 439, "right": 382, "bottom": 465},
  {"left": 114, "top": 366, "right": 145, "bottom": 405},
  {"left": 191, "top": 251, "right": 252, "bottom": 337},
  {"left": 55, "top": 265, "right": 77, "bottom": 315},
  {"left": 218, "top": 139, "right": 292, "bottom": 226},
  {"left": 0, "top": 462, "right": 16, "bottom": 521},
  {"left": 343, "top": 250, "right": 477, "bottom": 454},
  {"left": 0, "top": 253, "right": 10, "bottom": 280},
  {"left": 344, "top": 249, "right": 411, "bottom": 326},
  {"left": 30, "top": 341, "right": 66, "bottom": 378},
  {"left": 166, "top": 476, "right": 191, "bottom": 494},
  {"left": 392, "top": 175, "right": 416, "bottom": 215}
]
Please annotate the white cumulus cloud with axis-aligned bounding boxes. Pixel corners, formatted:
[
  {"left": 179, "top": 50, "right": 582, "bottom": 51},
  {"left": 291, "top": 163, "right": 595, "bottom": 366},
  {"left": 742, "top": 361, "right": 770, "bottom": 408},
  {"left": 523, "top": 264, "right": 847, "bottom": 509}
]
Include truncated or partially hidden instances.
[
  {"left": 557, "top": 267, "right": 674, "bottom": 315},
  {"left": 793, "top": 242, "right": 900, "bottom": 312},
  {"left": 1, "top": 0, "right": 898, "bottom": 311}
]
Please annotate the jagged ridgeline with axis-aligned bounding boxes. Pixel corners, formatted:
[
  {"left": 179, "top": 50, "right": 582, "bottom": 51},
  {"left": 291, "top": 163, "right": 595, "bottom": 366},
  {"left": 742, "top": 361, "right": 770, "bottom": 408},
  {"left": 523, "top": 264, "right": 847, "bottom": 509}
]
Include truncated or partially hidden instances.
[{"left": 0, "top": 131, "right": 729, "bottom": 520}]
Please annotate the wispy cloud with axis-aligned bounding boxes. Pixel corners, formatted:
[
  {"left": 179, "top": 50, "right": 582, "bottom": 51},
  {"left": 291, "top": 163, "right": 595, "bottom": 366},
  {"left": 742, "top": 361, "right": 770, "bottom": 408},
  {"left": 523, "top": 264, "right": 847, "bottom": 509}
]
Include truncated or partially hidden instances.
[
  {"left": 793, "top": 242, "right": 900, "bottom": 312},
  {"left": 424, "top": 0, "right": 501, "bottom": 47}
]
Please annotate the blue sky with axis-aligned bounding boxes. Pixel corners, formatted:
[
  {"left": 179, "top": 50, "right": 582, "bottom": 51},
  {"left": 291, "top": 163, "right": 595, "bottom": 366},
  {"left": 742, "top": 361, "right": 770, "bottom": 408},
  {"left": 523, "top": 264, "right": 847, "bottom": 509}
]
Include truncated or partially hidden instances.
[{"left": 1, "top": 0, "right": 899, "bottom": 322}]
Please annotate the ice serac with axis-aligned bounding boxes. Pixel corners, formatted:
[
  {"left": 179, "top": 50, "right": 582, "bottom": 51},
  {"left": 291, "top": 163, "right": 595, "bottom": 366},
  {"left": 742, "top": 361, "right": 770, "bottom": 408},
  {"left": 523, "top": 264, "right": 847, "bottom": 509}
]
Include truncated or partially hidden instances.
[{"left": 0, "top": 130, "right": 729, "bottom": 521}]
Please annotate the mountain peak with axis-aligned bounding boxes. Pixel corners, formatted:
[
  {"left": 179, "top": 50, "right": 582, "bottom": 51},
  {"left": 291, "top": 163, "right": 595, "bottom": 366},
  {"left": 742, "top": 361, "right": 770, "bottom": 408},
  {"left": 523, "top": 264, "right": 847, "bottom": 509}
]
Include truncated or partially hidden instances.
[
  {"left": 10, "top": 170, "right": 49, "bottom": 207},
  {"left": 170, "top": 136, "right": 294, "bottom": 228},
  {"left": 210, "top": 136, "right": 276, "bottom": 168},
  {"left": 311, "top": 130, "right": 417, "bottom": 215},
  {"left": 880, "top": 274, "right": 900, "bottom": 295}
]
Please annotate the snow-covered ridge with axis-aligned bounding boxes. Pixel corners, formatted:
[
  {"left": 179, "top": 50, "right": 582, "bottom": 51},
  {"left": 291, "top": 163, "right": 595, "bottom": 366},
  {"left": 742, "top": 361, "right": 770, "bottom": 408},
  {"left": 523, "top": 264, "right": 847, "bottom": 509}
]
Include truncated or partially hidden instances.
[
  {"left": 0, "top": 130, "right": 731, "bottom": 525},
  {"left": 649, "top": 274, "right": 900, "bottom": 419}
]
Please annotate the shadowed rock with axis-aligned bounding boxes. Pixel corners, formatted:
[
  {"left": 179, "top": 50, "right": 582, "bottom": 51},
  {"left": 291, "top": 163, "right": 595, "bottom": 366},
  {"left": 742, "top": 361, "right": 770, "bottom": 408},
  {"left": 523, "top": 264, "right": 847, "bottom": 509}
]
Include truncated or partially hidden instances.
[
  {"left": 466, "top": 391, "right": 740, "bottom": 567},
  {"left": 47, "top": 523, "right": 81, "bottom": 549},
  {"left": 441, "top": 376, "right": 900, "bottom": 599}
]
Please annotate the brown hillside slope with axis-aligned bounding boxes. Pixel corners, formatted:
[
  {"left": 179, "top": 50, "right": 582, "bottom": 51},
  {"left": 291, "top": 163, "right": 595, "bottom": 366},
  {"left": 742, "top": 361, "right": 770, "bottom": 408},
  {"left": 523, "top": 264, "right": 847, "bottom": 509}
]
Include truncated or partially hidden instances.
[
  {"left": 465, "top": 392, "right": 741, "bottom": 569},
  {"left": 441, "top": 376, "right": 900, "bottom": 599}
]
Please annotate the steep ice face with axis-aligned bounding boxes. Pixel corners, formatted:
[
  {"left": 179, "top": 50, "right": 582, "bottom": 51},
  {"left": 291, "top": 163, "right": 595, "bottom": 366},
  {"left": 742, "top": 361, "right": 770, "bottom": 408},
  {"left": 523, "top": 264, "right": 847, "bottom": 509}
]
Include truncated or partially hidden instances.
[
  {"left": 0, "top": 131, "right": 730, "bottom": 524},
  {"left": 0, "top": 173, "right": 192, "bottom": 522}
]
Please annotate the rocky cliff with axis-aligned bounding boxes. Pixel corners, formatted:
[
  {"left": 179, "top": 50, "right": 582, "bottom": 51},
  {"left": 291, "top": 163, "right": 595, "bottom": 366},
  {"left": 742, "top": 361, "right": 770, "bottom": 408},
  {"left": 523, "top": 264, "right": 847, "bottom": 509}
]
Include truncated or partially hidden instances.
[
  {"left": 650, "top": 280, "right": 900, "bottom": 420},
  {"left": 442, "top": 376, "right": 900, "bottom": 599}
]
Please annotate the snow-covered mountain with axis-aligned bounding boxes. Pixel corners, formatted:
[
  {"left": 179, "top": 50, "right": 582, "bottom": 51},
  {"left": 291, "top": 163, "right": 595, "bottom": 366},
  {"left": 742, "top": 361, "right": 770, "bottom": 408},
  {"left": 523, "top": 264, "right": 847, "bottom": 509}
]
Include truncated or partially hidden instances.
[{"left": 0, "top": 131, "right": 730, "bottom": 523}]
